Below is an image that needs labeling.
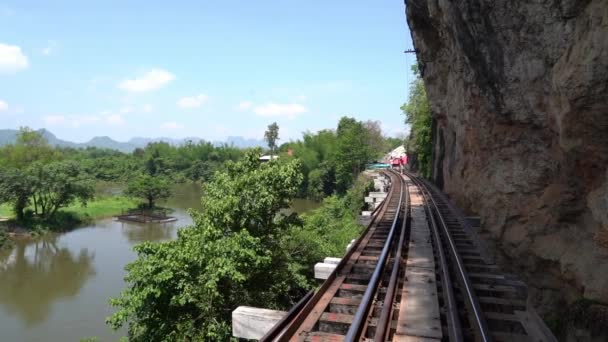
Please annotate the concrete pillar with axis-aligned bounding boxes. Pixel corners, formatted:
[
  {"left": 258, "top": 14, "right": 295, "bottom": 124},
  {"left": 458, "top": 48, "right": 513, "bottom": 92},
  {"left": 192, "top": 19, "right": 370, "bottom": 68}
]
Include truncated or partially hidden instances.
[
  {"left": 314, "top": 262, "right": 337, "bottom": 279},
  {"left": 324, "top": 257, "right": 341, "bottom": 264},
  {"left": 232, "top": 306, "right": 286, "bottom": 339}
]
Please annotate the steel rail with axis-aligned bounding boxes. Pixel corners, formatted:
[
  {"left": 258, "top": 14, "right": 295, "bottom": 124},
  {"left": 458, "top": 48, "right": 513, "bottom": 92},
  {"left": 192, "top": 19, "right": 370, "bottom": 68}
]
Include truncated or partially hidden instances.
[
  {"left": 274, "top": 172, "right": 395, "bottom": 340},
  {"left": 373, "top": 170, "right": 409, "bottom": 342},
  {"left": 260, "top": 176, "right": 389, "bottom": 342},
  {"left": 344, "top": 171, "right": 404, "bottom": 341},
  {"left": 407, "top": 170, "right": 493, "bottom": 342},
  {"left": 409, "top": 172, "right": 463, "bottom": 342},
  {"left": 259, "top": 290, "right": 314, "bottom": 342}
]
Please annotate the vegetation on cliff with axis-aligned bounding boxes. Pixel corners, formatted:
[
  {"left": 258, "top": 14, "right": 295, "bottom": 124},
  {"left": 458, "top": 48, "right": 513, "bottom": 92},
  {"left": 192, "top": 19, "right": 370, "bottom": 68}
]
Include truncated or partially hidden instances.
[{"left": 402, "top": 65, "right": 432, "bottom": 178}]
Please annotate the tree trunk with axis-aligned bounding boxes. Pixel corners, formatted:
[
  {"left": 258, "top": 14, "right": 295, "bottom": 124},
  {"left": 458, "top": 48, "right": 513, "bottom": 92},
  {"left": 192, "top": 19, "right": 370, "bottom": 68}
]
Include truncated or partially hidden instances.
[
  {"left": 148, "top": 197, "right": 154, "bottom": 209},
  {"left": 15, "top": 199, "right": 25, "bottom": 222}
]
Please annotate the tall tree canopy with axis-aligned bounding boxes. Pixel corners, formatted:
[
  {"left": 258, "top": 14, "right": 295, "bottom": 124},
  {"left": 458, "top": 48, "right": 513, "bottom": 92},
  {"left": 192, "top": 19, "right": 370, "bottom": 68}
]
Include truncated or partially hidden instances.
[
  {"left": 334, "top": 117, "right": 372, "bottom": 193},
  {"left": 125, "top": 175, "right": 172, "bottom": 209},
  {"left": 264, "top": 122, "right": 279, "bottom": 157}
]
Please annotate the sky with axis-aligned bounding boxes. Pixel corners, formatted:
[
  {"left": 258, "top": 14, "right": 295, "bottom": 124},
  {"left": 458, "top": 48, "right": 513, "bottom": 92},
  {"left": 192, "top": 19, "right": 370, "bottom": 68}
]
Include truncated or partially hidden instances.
[{"left": 0, "top": 0, "right": 416, "bottom": 143}]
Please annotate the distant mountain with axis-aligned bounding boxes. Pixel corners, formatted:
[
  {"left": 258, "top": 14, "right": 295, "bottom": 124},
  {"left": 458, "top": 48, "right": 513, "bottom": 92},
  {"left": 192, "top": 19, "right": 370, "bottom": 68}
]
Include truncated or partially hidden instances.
[
  {"left": 216, "top": 136, "right": 265, "bottom": 148},
  {"left": 0, "top": 129, "right": 265, "bottom": 152}
]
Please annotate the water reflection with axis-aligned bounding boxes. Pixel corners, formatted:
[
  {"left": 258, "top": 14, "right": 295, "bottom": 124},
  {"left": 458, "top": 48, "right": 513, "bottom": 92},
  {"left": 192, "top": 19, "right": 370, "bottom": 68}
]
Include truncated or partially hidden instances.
[
  {"left": 120, "top": 222, "right": 175, "bottom": 243},
  {"left": 0, "top": 184, "right": 321, "bottom": 341},
  {"left": 0, "top": 235, "right": 95, "bottom": 326}
]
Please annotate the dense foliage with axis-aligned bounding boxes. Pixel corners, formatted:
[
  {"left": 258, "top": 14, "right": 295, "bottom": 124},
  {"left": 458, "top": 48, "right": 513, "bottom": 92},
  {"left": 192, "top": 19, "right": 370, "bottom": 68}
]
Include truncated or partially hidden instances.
[
  {"left": 280, "top": 116, "right": 400, "bottom": 199},
  {"left": 402, "top": 65, "right": 433, "bottom": 177},
  {"left": 107, "top": 149, "right": 377, "bottom": 340},
  {"left": 0, "top": 129, "right": 94, "bottom": 223},
  {"left": 107, "top": 150, "right": 307, "bottom": 340},
  {"left": 0, "top": 128, "right": 247, "bottom": 229}
]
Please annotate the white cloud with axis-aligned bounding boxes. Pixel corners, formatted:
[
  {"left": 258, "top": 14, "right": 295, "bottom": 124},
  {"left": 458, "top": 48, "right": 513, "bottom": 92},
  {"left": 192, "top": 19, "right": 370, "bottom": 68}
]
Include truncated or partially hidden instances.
[
  {"left": 236, "top": 101, "right": 253, "bottom": 111},
  {"left": 0, "top": 100, "right": 8, "bottom": 112},
  {"left": 42, "top": 40, "right": 57, "bottom": 56},
  {"left": 177, "top": 94, "right": 209, "bottom": 109},
  {"left": 296, "top": 95, "right": 308, "bottom": 101},
  {"left": 160, "top": 121, "right": 184, "bottom": 130},
  {"left": 106, "top": 114, "right": 125, "bottom": 125},
  {"left": 0, "top": 43, "right": 29, "bottom": 74},
  {"left": 118, "top": 69, "right": 175, "bottom": 92},
  {"left": 253, "top": 103, "right": 307, "bottom": 119}
]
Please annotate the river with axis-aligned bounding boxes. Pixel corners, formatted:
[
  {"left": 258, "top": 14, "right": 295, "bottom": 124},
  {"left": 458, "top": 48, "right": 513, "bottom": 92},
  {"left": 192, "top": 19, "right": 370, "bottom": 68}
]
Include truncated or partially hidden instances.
[{"left": 0, "top": 183, "right": 319, "bottom": 342}]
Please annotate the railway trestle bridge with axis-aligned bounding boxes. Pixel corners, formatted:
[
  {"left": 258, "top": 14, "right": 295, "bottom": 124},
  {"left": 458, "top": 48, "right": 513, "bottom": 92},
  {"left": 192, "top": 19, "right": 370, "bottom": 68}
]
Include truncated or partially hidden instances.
[{"left": 236, "top": 169, "right": 557, "bottom": 342}]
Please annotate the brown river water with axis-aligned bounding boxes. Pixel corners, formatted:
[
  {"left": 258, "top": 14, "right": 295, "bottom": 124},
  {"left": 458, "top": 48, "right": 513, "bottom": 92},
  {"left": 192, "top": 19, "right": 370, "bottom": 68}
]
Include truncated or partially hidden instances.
[{"left": 0, "top": 183, "right": 319, "bottom": 342}]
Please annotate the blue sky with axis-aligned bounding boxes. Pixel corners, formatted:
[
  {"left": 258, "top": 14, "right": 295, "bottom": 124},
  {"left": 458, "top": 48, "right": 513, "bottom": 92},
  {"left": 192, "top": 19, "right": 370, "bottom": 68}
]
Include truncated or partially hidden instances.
[{"left": 0, "top": 0, "right": 415, "bottom": 143}]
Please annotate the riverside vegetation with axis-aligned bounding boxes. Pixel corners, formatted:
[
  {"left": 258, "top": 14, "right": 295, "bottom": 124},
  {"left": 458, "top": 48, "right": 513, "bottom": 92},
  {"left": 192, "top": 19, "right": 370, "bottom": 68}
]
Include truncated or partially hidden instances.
[
  {"left": 106, "top": 150, "right": 376, "bottom": 341},
  {"left": 0, "top": 116, "right": 400, "bottom": 340},
  {"left": 105, "top": 117, "right": 399, "bottom": 340},
  {"left": 0, "top": 127, "right": 245, "bottom": 246}
]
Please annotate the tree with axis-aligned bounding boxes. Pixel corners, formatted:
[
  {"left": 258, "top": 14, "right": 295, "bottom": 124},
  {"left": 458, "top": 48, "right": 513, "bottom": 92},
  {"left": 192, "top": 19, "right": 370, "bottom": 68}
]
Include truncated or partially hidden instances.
[
  {"left": 125, "top": 175, "right": 172, "bottom": 208},
  {"left": 402, "top": 64, "right": 432, "bottom": 177},
  {"left": 107, "top": 150, "right": 306, "bottom": 341},
  {"left": 363, "top": 120, "right": 385, "bottom": 159},
  {"left": 0, "top": 168, "right": 34, "bottom": 221},
  {"left": 30, "top": 161, "right": 95, "bottom": 219},
  {"left": 264, "top": 122, "right": 279, "bottom": 158},
  {"left": 334, "top": 117, "right": 372, "bottom": 193},
  {"left": 0, "top": 127, "right": 58, "bottom": 169}
]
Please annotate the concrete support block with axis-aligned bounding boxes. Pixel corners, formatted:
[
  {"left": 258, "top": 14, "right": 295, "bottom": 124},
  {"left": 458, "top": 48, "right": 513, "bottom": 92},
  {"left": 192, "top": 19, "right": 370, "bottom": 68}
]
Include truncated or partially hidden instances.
[
  {"left": 346, "top": 239, "right": 356, "bottom": 252},
  {"left": 232, "top": 306, "right": 286, "bottom": 340},
  {"left": 323, "top": 257, "right": 341, "bottom": 265},
  {"left": 361, "top": 210, "right": 372, "bottom": 216},
  {"left": 315, "top": 262, "right": 337, "bottom": 279}
]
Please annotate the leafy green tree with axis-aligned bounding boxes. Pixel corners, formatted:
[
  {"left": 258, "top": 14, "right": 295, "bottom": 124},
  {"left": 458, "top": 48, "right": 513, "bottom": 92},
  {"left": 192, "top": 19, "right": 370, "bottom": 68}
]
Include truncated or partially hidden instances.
[
  {"left": 334, "top": 117, "right": 372, "bottom": 193},
  {"left": 125, "top": 175, "right": 172, "bottom": 209},
  {"left": 363, "top": 120, "right": 385, "bottom": 159},
  {"left": 264, "top": 122, "right": 279, "bottom": 157},
  {"left": 402, "top": 65, "right": 432, "bottom": 177},
  {"left": 30, "top": 161, "right": 95, "bottom": 219},
  {"left": 107, "top": 150, "right": 306, "bottom": 340},
  {"left": 0, "top": 127, "right": 59, "bottom": 169},
  {"left": 0, "top": 168, "right": 34, "bottom": 221}
]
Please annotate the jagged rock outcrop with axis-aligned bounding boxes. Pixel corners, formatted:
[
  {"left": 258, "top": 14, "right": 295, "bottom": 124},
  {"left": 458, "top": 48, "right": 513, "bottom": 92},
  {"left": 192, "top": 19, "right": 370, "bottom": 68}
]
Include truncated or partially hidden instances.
[{"left": 406, "top": 0, "right": 608, "bottom": 324}]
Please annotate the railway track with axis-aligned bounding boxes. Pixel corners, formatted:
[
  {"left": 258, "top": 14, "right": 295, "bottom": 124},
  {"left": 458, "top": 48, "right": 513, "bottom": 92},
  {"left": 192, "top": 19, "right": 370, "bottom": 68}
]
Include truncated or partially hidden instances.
[{"left": 261, "top": 169, "right": 556, "bottom": 342}]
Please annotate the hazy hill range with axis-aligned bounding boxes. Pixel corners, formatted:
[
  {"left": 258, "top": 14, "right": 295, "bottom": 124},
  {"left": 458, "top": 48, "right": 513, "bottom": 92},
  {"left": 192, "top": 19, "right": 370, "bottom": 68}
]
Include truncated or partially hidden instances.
[{"left": 0, "top": 129, "right": 265, "bottom": 153}]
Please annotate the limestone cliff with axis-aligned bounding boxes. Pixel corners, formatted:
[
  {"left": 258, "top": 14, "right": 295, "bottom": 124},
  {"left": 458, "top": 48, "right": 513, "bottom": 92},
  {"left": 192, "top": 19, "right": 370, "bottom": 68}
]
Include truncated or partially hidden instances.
[{"left": 406, "top": 0, "right": 607, "bottom": 325}]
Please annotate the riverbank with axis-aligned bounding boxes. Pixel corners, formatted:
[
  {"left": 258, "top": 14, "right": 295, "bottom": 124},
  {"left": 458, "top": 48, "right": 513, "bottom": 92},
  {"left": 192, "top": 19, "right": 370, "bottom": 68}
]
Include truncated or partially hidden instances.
[{"left": 0, "top": 195, "right": 138, "bottom": 243}]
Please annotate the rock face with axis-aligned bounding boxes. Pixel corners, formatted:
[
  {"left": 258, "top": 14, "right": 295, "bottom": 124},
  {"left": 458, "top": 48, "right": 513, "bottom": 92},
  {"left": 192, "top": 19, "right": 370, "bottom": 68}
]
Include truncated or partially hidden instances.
[{"left": 406, "top": 0, "right": 608, "bottom": 316}]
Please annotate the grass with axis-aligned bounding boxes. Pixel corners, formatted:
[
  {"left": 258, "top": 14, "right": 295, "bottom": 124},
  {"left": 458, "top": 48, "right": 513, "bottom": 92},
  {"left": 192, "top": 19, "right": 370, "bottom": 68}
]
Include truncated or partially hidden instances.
[
  {"left": 0, "top": 195, "right": 139, "bottom": 233},
  {"left": 0, "top": 203, "right": 12, "bottom": 218},
  {"left": 63, "top": 196, "right": 138, "bottom": 221}
]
